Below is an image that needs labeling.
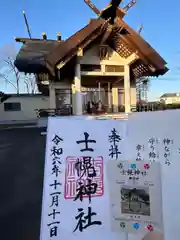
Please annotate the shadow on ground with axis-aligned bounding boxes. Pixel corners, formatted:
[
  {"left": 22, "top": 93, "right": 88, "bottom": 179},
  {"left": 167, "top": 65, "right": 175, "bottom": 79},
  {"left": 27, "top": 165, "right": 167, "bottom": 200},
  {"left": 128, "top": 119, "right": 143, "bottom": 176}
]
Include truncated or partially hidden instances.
[{"left": 0, "top": 127, "right": 46, "bottom": 240}]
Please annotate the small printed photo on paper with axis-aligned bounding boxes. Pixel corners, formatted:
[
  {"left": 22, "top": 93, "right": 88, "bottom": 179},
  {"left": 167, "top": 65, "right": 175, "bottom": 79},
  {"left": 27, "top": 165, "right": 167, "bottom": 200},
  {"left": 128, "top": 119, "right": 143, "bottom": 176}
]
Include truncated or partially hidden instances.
[{"left": 121, "top": 186, "right": 150, "bottom": 216}]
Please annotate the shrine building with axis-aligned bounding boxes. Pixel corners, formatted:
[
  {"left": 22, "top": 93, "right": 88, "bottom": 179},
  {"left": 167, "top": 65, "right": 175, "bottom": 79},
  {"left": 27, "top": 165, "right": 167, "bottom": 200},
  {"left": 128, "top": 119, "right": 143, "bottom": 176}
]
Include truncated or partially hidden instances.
[{"left": 14, "top": 1, "right": 168, "bottom": 116}]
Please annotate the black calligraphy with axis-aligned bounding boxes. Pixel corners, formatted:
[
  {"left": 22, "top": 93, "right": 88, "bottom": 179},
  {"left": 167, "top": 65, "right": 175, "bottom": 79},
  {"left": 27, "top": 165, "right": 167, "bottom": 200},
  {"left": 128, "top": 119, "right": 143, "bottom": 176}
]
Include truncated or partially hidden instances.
[
  {"left": 75, "top": 156, "right": 96, "bottom": 179},
  {"left": 74, "top": 179, "right": 97, "bottom": 203},
  {"left": 74, "top": 156, "right": 97, "bottom": 203},
  {"left": 76, "top": 132, "right": 96, "bottom": 152},
  {"left": 50, "top": 179, "right": 61, "bottom": 190},
  {"left": 73, "top": 207, "right": 102, "bottom": 232},
  {"left": 136, "top": 137, "right": 176, "bottom": 166},
  {"left": 47, "top": 134, "right": 63, "bottom": 238},
  {"left": 136, "top": 144, "right": 144, "bottom": 161},
  {"left": 163, "top": 138, "right": 173, "bottom": 165},
  {"left": 109, "top": 128, "right": 121, "bottom": 159},
  {"left": 120, "top": 168, "right": 147, "bottom": 179},
  {"left": 148, "top": 137, "right": 159, "bottom": 162},
  {"left": 50, "top": 192, "right": 61, "bottom": 207},
  {"left": 48, "top": 208, "right": 60, "bottom": 220},
  {"left": 73, "top": 132, "right": 102, "bottom": 232},
  {"left": 47, "top": 222, "right": 60, "bottom": 238}
]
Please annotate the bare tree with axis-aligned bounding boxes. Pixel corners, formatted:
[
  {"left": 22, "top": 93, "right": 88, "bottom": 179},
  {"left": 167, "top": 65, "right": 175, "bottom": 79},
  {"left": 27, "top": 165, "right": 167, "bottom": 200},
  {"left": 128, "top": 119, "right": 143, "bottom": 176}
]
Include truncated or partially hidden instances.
[
  {"left": 0, "top": 44, "right": 20, "bottom": 93},
  {"left": 24, "top": 74, "right": 37, "bottom": 94},
  {"left": 0, "top": 43, "right": 37, "bottom": 94}
]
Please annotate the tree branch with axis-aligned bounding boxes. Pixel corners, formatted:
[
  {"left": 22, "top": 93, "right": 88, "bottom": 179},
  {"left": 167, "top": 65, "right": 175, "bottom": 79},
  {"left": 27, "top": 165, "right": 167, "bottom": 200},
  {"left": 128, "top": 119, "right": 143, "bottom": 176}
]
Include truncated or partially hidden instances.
[
  {"left": 0, "top": 43, "right": 38, "bottom": 94},
  {"left": 0, "top": 73, "right": 17, "bottom": 90}
]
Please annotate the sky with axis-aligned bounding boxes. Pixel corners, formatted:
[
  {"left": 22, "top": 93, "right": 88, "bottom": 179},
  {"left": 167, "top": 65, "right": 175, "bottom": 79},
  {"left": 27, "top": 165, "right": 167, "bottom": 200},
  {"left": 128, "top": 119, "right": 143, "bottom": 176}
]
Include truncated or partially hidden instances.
[{"left": 0, "top": 0, "right": 180, "bottom": 100}]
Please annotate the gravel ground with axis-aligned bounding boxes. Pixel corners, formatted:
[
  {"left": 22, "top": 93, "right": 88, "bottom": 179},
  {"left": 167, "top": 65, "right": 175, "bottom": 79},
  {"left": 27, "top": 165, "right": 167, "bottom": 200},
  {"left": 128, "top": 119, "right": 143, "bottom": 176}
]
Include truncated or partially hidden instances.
[{"left": 0, "top": 127, "right": 46, "bottom": 240}]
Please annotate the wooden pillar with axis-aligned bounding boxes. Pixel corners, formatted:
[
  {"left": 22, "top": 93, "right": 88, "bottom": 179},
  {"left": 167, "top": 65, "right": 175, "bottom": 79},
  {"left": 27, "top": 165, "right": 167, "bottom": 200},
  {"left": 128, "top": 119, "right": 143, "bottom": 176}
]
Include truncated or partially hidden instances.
[
  {"left": 49, "top": 81, "right": 56, "bottom": 109},
  {"left": 108, "top": 82, "right": 112, "bottom": 112},
  {"left": 112, "top": 86, "right": 119, "bottom": 113},
  {"left": 98, "top": 82, "right": 101, "bottom": 101},
  {"left": 124, "top": 65, "right": 131, "bottom": 113},
  {"left": 71, "top": 84, "right": 76, "bottom": 115},
  {"left": 74, "top": 59, "right": 82, "bottom": 115}
]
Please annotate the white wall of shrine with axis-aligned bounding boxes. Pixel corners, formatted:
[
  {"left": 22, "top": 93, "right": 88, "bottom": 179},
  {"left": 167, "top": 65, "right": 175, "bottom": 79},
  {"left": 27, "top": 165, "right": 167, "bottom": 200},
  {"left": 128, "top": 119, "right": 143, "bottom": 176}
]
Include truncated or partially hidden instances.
[
  {"left": 49, "top": 44, "right": 138, "bottom": 115},
  {"left": 80, "top": 44, "right": 137, "bottom": 107},
  {"left": 80, "top": 44, "right": 126, "bottom": 66}
]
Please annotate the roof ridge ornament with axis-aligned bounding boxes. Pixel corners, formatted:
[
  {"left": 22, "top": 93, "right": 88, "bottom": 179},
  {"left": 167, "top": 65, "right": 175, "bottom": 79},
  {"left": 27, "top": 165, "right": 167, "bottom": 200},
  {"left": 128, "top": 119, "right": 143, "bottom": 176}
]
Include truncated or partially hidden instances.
[
  {"left": 84, "top": 0, "right": 136, "bottom": 21},
  {"left": 137, "top": 23, "right": 143, "bottom": 35},
  {"left": 84, "top": 0, "right": 137, "bottom": 44},
  {"left": 123, "top": 0, "right": 136, "bottom": 13}
]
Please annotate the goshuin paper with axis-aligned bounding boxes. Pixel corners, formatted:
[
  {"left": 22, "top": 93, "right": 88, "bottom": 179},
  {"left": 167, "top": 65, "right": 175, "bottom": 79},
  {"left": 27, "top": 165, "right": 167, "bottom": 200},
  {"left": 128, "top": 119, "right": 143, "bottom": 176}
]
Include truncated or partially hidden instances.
[{"left": 107, "top": 160, "right": 163, "bottom": 234}]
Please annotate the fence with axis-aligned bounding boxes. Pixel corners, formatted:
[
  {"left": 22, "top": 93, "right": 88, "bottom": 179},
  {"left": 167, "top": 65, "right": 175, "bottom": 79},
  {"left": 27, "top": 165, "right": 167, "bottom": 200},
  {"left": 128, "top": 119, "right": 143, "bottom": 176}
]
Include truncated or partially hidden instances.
[
  {"left": 136, "top": 103, "right": 180, "bottom": 112},
  {"left": 35, "top": 103, "right": 180, "bottom": 118},
  {"left": 36, "top": 105, "right": 72, "bottom": 117}
]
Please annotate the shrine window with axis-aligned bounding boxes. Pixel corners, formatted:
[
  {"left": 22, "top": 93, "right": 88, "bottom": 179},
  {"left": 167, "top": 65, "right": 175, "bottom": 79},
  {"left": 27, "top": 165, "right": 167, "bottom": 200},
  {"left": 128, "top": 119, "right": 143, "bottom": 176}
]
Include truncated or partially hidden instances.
[
  {"left": 80, "top": 64, "right": 101, "bottom": 72},
  {"left": 105, "top": 65, "right": 124, "bottom": 72}
]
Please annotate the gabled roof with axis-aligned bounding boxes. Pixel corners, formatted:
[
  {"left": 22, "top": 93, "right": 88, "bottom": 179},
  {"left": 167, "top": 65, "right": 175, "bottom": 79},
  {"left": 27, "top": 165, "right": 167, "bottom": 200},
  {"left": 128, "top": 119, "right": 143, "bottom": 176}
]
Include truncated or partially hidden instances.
[
  {"left": 45, "top": 18, "right": 168, "bottom": 77},
  {"left": 46, "top": 19, "right": 107, "bottom": 73},
  {"left": 14, "top": 18, "right": 168, "bottom": 78},
  {"left": 14, "top": 39, "right": 61, "bottom": 73}
]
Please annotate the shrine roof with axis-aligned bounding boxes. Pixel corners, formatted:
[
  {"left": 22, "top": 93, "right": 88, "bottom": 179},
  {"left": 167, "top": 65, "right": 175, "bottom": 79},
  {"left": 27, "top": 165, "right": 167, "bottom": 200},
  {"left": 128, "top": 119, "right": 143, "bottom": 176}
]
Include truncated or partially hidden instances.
[
  {"left": 14, "top": 38, "right": 62, "bottom": 73},
  {"left": 46, "top": 19, "right": 107, "bottom": 73},
  {"left": 14, "top": 18, "right": 168, "bottom": 78}
]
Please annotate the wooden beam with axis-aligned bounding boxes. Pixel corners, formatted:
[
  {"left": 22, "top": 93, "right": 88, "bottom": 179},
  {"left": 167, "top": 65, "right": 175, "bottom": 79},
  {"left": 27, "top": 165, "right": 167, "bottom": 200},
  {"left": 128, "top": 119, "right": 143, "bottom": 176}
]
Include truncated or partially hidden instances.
[
  {"left": 45, "top": 62, "right": 56, "bottom": 77},
  {"left": 56, "top": 24, "right": 107, "bottom": 70},
  {"left": 100, "top": 24, "right": 113, "bottom": 44},
  {"left": 84, "top": 0, "right": 125, "bottom": 20},
  {"left": 116, "top": 8, "right": 126, "bottom": 18},
  {"left": 81, "top": 71, "right": 124, "bottom": 76},
  {"left": 125, "top": 53, "right": 139, "bottom": 65},
  {"left": 84, "top": 0, "right": 101, "bottom": 15},
  {"left": 111, "top": 0, "right": 123, "bottom": 8},
  {"left": 15, "top": 37, "right": 57, "bottom": 43}
]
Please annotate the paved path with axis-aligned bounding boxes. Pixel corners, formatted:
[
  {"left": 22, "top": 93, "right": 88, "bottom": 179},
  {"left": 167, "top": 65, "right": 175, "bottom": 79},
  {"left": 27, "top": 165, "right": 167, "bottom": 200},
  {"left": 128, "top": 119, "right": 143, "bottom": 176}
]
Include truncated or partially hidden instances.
[{"left": 0, "top": 127, "right": 46, "bottom": 240}]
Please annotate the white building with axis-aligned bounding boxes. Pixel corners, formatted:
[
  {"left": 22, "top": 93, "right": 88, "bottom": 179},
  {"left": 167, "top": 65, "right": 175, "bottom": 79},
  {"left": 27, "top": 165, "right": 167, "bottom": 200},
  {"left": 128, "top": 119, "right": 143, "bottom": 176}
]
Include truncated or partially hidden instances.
[
  {"left": 0, "top": 94, "right": 49, "bottom": 123},
  {"left": 160, "top": 93, "right": 180, "bottom": 105}
]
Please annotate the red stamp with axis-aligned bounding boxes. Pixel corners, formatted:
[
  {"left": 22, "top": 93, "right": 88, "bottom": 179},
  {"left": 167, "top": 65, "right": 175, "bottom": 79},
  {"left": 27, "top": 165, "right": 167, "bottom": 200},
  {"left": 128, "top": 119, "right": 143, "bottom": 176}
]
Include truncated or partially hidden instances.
[{"left": 64, "top": 156, "right": 104, "bottom": 199}]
